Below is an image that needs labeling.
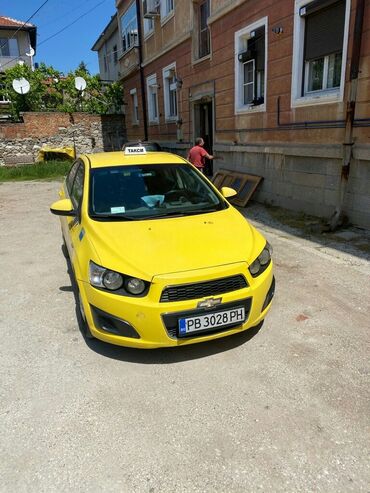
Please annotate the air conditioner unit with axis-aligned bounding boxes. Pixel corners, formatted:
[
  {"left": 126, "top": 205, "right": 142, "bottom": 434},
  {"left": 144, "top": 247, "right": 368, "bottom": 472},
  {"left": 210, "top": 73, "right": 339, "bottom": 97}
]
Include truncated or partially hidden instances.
[{"left": 143, "top": 0, "right": 160, "bottom": 19}]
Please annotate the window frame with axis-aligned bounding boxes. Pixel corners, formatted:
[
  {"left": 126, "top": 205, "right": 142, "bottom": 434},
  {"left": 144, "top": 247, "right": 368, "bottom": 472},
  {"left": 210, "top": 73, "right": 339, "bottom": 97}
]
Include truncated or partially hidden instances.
[
  {"left": 146, "top": 73, "right": 159, "bottom": 124},
  {"left": 234, "top": 17, "right": 268, "bottom": 114},
  {"left": 291, "top": 0, "right": 350, "bottom": 108},
  {"left": 160, "top": 0, "right": 174, "bottom": 23},
  {"left": 130, "top": 88, "right": 139, "bottom": 125},
  {"left": 70, "top": 162, "right": 85, "bottom": 214},
  {"left": 198, "top": 0, "right": 211, "bottom": 60},
  {"left": 162, "top": 62, "right": 178, "bottom": 121},
  {"left": 120, "top": 2, "right": 139, "bottom": 56},
  {"left": 113, "top": 45, "right": 118, "bottom": 65},
  {"left": 142, "top": 0, "right": 154, "bottom": 37},
  {"left": 0, "top": 38, "right": 19, "bottom": 57},
  {"left": 66, "top": 160, "right": 81, "bottom": 196}
]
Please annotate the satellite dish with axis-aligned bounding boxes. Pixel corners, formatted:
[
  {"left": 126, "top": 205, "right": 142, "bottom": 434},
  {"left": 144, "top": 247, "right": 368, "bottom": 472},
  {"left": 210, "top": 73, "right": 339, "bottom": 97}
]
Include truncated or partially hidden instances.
[
  {"left": 75, "top": 76, "right": 87, "bottom": 91},
  {"left": 26, "top": 47, "right": 35, "bottom": 57},
  {"left": 12, "top": 78, "right": 30, "bottom": 95}
]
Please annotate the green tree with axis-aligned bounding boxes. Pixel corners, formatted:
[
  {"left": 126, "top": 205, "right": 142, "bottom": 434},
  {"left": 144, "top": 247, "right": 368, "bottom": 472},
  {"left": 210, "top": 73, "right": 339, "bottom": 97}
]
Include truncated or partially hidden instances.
[
  {"left": 76, "top": 61, "right": 90, "bottom": 76},
  {"left": 0, "top": 62, "right": 123, "bottom": 119}
]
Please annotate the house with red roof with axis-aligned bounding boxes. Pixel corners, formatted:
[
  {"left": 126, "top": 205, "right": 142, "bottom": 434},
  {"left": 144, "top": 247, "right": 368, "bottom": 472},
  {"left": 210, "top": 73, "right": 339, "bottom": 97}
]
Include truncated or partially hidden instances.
[{"left": 0, "top": 15, "right": 37, "bottom": 73}]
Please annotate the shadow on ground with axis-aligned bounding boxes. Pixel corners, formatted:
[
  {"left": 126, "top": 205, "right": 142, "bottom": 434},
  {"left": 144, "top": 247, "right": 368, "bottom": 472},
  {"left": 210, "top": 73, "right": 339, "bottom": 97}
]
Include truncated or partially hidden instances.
[
  {"left": 242, "top": 202, "right": 370, "bottom": 262},
  {"left": 61, "top": 245, "right": 262, "bottom": 364}
]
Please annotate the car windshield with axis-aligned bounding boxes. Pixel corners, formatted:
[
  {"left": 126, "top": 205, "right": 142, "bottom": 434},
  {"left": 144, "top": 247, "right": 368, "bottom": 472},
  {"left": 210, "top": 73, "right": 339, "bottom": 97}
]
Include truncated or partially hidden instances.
[{"left": 89, "top": 163, "right": 226, "bottom": 221}]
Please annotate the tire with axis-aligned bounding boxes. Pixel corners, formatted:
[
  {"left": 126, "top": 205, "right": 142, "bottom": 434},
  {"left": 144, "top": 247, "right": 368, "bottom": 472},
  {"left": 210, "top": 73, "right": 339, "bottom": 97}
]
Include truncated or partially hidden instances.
[
  {"left": 77, "top": 286, "right": 94, "bottom": 340},
  {"left": 62, "top": 237, "right": 69, "bottom": 259}
]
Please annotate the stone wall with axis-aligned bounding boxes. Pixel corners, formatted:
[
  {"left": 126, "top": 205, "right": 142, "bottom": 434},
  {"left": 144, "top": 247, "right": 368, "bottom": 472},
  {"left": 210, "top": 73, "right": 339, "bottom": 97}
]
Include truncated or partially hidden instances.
[{"left": 0, "top": 112, "right": 126, "bottom": 165}]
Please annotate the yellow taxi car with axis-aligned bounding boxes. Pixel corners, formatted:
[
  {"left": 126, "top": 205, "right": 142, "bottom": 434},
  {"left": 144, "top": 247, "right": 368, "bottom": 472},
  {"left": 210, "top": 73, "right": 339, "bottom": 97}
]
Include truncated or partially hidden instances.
[{"left": 50, "top": 147, "right": 274, "bottom": 348}]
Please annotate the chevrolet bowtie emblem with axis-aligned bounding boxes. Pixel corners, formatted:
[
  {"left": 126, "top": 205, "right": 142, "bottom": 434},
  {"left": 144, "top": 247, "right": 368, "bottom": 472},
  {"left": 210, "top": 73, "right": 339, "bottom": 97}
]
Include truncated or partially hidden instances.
[{"left": 197, "top": 297, "right": 222, "bottom": 309}]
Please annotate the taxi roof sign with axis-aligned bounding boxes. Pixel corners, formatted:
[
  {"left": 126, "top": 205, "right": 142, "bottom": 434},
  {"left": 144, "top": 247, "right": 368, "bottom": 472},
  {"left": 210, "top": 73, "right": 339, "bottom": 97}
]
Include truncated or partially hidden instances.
[{"left": 124, "top": 146, "right": 147, "bottom": 155}]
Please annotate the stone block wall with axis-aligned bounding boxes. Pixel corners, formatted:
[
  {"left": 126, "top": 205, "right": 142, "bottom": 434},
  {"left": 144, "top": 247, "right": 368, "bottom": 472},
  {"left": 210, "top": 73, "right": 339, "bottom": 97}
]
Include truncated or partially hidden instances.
[
  {"left": 164, "top": 141, "right": 370, "bottom": 230},
  {"left": 216, "top": 144, "right": 370, "bottom": 229},
  {"left": 0, "top": 112, "right": 126, "bottom": 165}
]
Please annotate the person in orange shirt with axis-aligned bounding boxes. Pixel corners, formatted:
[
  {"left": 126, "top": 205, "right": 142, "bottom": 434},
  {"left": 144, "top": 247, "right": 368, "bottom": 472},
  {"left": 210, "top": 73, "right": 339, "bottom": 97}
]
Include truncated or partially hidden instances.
[{"left": 187, "top": 137, "right": 214, "bottom": 173}]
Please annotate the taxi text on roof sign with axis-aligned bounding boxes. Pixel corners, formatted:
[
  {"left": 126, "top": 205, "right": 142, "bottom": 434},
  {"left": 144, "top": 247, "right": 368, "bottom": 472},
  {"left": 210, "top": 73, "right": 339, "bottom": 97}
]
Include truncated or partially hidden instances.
[{"left": 124, "top": 146, "right": 147, "bottom": 155}]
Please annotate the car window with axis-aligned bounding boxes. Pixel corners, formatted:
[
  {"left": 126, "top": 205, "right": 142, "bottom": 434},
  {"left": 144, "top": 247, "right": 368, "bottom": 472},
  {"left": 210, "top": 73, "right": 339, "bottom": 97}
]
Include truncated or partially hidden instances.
[
  {"left": 70, "top": 163, "right": 85, "bottom": 211},
  {"left": 66, "top": 160, "right": 80, "bottom": 195},
  {"left": 89, "top": 163, "right": 226, "bottom": 221}
]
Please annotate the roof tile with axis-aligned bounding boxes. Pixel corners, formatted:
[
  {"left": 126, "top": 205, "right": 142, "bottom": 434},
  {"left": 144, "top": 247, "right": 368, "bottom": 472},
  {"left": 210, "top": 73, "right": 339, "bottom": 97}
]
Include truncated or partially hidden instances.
[{"left": 0, "top": 16, "right": 35, "bottom": 28}]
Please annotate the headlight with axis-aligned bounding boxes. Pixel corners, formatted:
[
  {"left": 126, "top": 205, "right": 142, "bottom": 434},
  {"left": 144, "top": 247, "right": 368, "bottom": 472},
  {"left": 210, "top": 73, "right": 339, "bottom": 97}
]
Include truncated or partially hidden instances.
[
  {"left": 249, "top": 242, "right": 273, "bottom": 277},
  {"left": 89, "top": 262, "right": 123, "bottom": 290},
  {"left": 125, "top": 278, "right": 146, "bottom": 295},
  {"left": 103, "top": 271, "right": 123, "bottom": 290},
  {"left": 89, "top": 261, "right": 147, "bottom": 295}
]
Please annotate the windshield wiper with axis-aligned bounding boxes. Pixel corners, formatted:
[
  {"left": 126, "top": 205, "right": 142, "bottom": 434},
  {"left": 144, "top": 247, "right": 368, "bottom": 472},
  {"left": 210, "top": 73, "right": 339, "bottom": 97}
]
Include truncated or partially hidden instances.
[
  {"left": 186, "top": 207, "right": 220, "bottom": 214},
  {"left": 90, "top": 213, "right": 136, "bottom": 221},
  {"left": 146, "top": 207, "right": 220, "bottom": 219}
]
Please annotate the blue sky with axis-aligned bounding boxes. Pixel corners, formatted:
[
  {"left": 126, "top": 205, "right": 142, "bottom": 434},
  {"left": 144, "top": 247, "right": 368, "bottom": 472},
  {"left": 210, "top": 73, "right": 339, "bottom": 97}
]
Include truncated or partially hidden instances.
[{"left": 0, "top": 0, "right": 116, "bottom": 74}]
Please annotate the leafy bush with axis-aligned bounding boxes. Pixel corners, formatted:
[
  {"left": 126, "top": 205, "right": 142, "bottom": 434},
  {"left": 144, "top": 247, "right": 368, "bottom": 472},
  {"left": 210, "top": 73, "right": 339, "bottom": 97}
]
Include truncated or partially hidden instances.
[{"left": 0, "top": 62, "right": 123, "bottom": 120}]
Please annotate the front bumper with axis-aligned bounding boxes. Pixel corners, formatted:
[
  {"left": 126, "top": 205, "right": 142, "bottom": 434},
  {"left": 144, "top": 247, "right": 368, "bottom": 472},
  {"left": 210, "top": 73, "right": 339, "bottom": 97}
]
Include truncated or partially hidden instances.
[{"left": 78, "top": 261, "right": 274, "bottom": 348}]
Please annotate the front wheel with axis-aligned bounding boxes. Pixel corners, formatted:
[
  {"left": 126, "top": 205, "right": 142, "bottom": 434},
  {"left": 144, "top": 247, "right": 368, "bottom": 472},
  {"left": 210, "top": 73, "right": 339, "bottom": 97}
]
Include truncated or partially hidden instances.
[
  {"left": 62, "top": 237, "right": 69, "bottom": 259},
  {"left": 77, "top": 287, "right": 94, "bottom": 340}
]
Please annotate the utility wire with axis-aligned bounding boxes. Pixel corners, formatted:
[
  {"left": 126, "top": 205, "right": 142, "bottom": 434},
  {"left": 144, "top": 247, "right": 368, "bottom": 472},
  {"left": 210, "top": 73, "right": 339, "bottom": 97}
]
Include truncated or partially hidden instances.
[
  {"left": 37, "top": 0, "right": 91, "bottom": 30},
  {"left": 0, "top": 0, "right": 51, "bottom": 52},
  {"left": 0, "top": 0, "right": 108, "bottom": 71},
  {"left": 38, "top": 0, "right": 108, "bottom": 47}
]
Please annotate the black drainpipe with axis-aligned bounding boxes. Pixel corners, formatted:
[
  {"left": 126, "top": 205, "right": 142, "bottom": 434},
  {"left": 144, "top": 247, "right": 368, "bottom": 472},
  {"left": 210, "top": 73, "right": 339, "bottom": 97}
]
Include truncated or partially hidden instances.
[
  {"left": 330, "top": 0, "right": 366, "bottom": 229},
  {"left": 135, "top": 0, "right": 148, "bottom": 141}
]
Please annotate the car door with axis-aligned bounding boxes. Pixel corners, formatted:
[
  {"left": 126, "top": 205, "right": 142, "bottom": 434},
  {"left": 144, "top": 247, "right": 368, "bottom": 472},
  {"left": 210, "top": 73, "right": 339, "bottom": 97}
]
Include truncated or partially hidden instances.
[{"left": 62, "top": 161, "right": 85, "bottom": 260}]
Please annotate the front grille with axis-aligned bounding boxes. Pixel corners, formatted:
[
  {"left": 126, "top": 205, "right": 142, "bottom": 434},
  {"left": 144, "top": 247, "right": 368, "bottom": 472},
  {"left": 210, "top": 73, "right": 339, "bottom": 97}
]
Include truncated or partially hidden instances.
[
  {"left": 162, "top": 297, "right": 252, "bottom": 339},
  {"left": 160, "top": 275, "right": 248, "bottom": 302}
]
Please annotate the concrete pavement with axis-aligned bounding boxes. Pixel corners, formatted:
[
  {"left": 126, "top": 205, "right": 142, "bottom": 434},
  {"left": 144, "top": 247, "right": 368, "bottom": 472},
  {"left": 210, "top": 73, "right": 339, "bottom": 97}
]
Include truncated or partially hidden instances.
[{"left": 0, "top": 181, "right": 369, "bottom": 492}]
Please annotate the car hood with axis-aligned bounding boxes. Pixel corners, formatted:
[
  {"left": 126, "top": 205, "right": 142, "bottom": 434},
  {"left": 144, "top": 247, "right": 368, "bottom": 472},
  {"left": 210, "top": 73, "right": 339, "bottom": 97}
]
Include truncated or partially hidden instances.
[{"left": 86, "top": 208, "right": 266, "bottom": 280}]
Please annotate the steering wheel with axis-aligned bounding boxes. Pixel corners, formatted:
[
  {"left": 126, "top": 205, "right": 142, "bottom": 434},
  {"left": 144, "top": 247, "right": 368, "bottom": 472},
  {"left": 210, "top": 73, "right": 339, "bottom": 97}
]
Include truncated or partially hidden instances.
[{"left": 164, "top": 189, "right": 189, "bottom": 201}]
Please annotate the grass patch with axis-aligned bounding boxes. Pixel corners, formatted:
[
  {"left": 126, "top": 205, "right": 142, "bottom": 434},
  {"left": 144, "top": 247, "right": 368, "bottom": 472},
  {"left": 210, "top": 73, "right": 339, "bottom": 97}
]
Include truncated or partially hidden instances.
[{"left": 0, "top": 160, "right": 72, "bottom": 182}]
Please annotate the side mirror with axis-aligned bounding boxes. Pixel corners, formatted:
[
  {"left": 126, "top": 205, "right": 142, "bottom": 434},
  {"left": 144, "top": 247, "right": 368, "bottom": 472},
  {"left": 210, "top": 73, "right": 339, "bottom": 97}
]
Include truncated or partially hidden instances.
[
  {"left": 221, "top": 186, "right": 237, "bottom": 199},
  {"left": 50, "top": 198, "right": 76, "bottom": 216}
]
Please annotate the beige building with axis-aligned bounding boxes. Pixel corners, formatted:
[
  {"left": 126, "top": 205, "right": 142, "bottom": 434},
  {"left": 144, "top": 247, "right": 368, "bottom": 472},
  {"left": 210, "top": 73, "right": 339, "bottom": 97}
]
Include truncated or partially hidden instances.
[
  {"left": 114, "top": 0, "right": 370, "bottom": 228},
  {"left": 91, "top": 15, "right": 120, "bottom": 82},
  {"left": 0, "top": 16, "right": 37, "bottom": 73}
]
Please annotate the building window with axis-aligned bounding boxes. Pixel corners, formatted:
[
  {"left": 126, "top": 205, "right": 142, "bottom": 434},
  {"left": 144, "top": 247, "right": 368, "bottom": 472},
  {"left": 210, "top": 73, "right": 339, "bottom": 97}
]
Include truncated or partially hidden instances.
[
  {"left": 235, "top": 18, "right": 267, "bottom": 113},
  {"left": 292, "top": 0, "right": 349, "bottom": 105},
  {"left": 113, "top": 45, "right": 118, "bottom": 64},
  {"left": 162, "top": 63, "right": 177, "bottom": 120},
  {"left": 120, "top": 2, "right": 138, "bottom": 55},
  {"left": 161, "top": 0, "right": 174, "bottom": 19},
  {"left": 130, "top": 88, "right": 139, "bottom": 124},
  {"left": 143, "top": 16, "right": 154, "bottom": 35},
  {"left": 198, "top": 0, "right": 210, "bottom": 59},
  {"left": 0, "top": 38, "right": 19, "bottom": 57},
  {"left": 146, "top": 74, "right": 159, "bottom": 123},
  {"left": 142, "top": 0, "right": 154, "bottom": 36}
]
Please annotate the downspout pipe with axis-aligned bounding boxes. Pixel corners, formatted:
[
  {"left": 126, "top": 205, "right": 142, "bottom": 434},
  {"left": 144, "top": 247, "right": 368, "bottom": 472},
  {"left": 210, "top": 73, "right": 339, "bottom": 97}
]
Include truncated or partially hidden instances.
[
  {"left": 135, "top": 0, "right": 148, "bottom": 141},
  {"left": 329, "top": 0, "right": 365, "bottom": 230}
]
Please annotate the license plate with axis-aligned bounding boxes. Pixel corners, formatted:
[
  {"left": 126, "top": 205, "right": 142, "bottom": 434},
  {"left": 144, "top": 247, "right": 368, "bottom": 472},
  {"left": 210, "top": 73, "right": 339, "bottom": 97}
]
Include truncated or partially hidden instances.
[{"left": 178, "top": 306, "right": 246, "bottom": 336}]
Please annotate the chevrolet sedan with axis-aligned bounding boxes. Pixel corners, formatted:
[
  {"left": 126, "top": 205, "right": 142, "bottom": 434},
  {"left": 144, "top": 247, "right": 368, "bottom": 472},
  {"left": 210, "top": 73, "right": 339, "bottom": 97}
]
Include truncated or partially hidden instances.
[{"left": 50, "top": 147, "right": 274, "bottom": 348}]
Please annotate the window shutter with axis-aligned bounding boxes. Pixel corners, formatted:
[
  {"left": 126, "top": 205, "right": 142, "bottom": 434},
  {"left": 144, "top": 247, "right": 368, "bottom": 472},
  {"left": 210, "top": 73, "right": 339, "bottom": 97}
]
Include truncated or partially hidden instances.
[
  {"left": 304, "top": 0, "right": 345, "bottom": 61},
  {"left": 247, "top": 26, "right": 265, "bottom": 71}
]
